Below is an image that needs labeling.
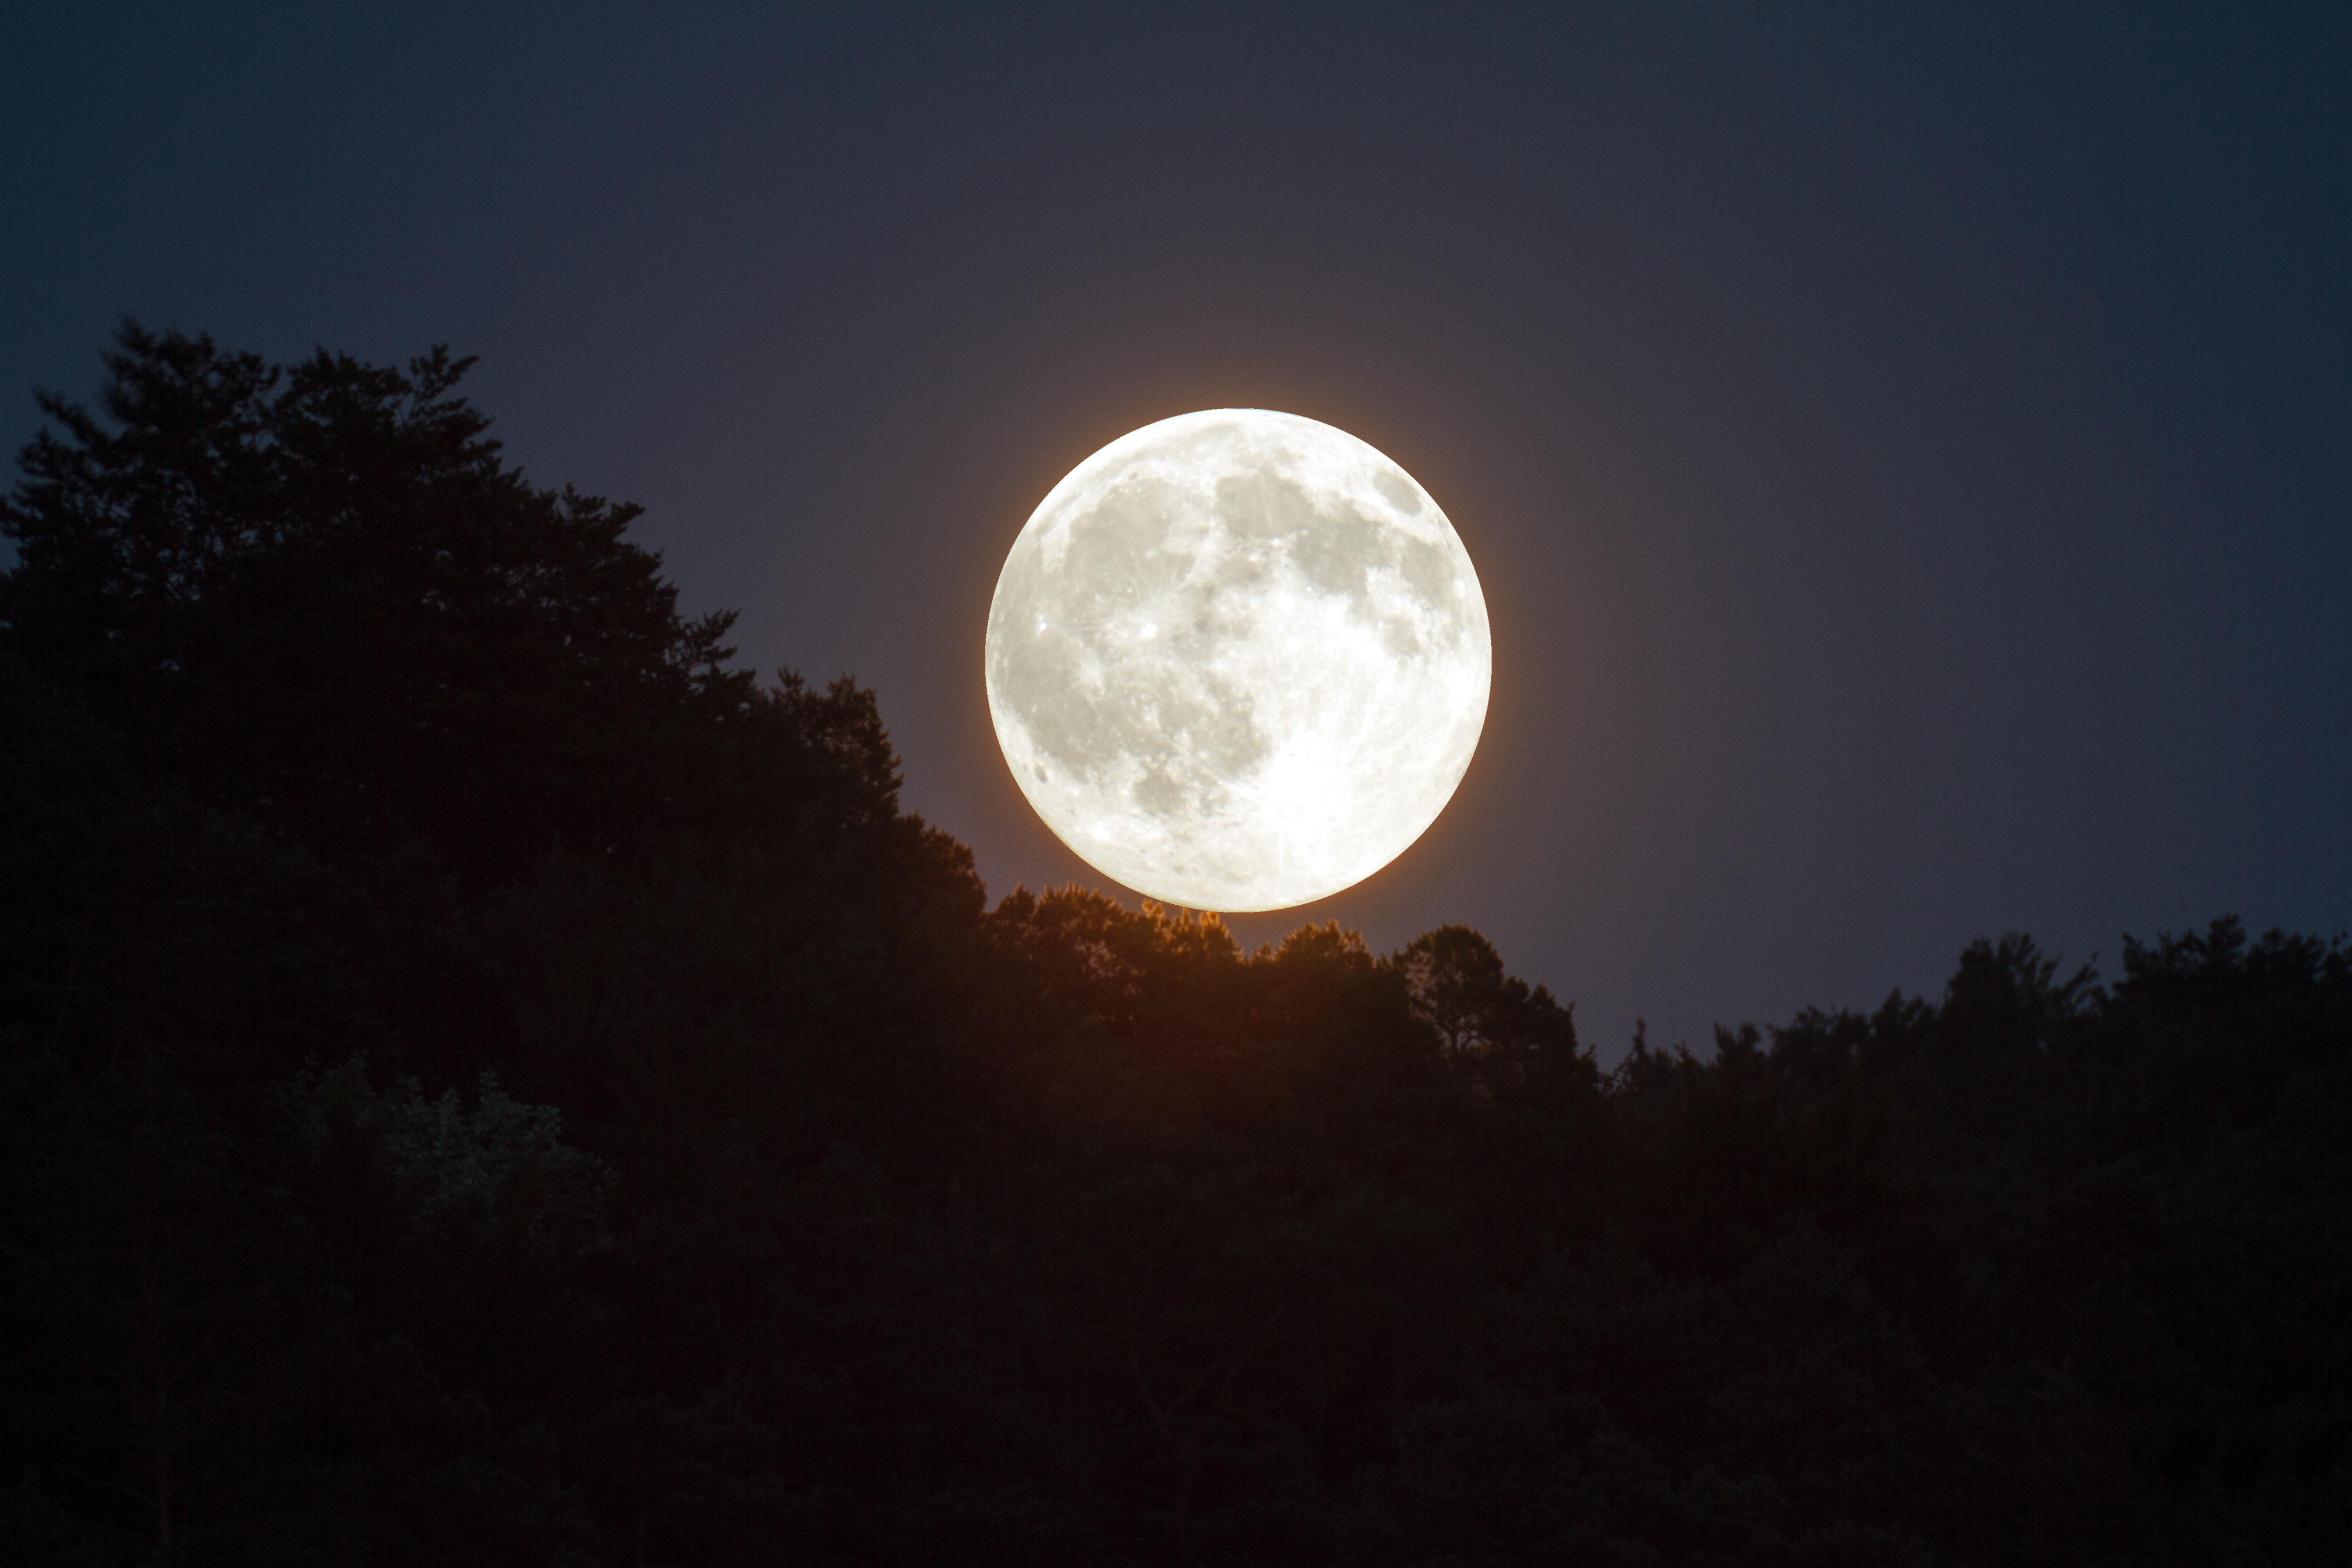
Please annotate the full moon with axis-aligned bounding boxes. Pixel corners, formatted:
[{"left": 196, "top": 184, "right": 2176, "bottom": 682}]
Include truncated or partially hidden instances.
[{"left": 985, "top": 409, "right": 1490, "bottom": 912}]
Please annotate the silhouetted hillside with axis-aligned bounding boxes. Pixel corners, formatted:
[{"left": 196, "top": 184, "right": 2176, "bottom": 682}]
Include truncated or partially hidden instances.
[{"left": 4, "top": 328, "right": 2346, "bottom": 1566}]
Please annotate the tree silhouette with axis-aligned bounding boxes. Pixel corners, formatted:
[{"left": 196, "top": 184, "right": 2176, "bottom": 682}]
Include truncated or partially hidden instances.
[
  {"left": 0, "top": 323, "right": 926, "bottom": 887},
  {"left": 2, "top": 327, "right": 2346, "bottom": 1565}
]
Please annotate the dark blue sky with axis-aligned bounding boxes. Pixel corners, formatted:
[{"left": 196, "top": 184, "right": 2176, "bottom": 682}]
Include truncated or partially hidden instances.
[{"left": 8, "top": 3, "right": 2347, "bottom": 1056}]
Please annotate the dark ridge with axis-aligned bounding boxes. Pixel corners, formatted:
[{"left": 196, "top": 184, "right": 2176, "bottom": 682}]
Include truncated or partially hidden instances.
[{"left": 5, "top": 328, "right": 2346, "bottom": 1565}]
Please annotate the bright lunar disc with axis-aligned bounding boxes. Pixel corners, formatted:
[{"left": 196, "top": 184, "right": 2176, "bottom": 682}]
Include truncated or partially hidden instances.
[{"left": 985, "top": 409, "right": 1490, "bottom": 912}]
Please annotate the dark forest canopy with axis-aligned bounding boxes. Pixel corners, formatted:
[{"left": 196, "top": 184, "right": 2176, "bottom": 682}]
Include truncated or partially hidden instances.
[{"left": 3, "top": 327, "right": 2347, "bottom": 1566}]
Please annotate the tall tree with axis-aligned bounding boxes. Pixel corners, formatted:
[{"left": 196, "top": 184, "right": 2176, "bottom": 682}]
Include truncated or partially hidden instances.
[{"left": 0, "top": 323, "right": 909, "bottom": 884}]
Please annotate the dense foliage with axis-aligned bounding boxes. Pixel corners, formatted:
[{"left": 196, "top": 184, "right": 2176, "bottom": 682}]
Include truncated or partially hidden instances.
[{"left": 4, "top": 328, "right": 2346, "bottom": 1566}]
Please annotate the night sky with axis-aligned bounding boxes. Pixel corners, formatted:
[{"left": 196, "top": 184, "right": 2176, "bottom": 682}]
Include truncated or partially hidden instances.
[{"left": 8, "top": 4, "right": 2347, "bottom": 1058}]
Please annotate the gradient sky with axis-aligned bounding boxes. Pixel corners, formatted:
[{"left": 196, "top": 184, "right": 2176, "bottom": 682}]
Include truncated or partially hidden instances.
[{"left": 8, "top": 4, "right": 2348, "bottom": 1058}]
